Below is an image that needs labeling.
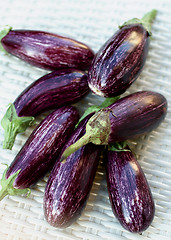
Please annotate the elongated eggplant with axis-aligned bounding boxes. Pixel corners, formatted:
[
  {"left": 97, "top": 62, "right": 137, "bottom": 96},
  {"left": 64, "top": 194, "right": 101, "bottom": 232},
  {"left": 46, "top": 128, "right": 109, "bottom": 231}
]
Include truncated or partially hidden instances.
[
  {"left": 44, "top": 114, "right": 102, "bottom": 228},
  {"left": 0, "top": 106, "right": 79, "bottom": 200},
  {"left": 88, "top": 10, "right": 157, "bottom": 97},
  {"left": 0, "top": 28, "right": 94, "bottom": 70},
  {"left": 61, "top": 91, "right": 167, "bottom": 160},
  {"left": 105, "top": 146, "right": 155, "bottom": 233},
  {"left": 1, "top": 69, "right": 88, "bottom": 150}
]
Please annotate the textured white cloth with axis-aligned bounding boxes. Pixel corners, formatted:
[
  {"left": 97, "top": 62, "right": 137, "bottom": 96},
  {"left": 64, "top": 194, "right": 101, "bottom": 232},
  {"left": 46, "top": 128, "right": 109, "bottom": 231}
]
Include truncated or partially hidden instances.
[{"left": 0, "top": 0, "right": 171, "bottom": 239}]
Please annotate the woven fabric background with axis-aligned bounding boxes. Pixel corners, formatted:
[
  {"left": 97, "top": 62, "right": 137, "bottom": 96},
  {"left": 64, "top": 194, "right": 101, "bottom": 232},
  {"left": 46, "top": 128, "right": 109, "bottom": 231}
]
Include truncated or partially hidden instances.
[{"left": 0, "top": 0, "right": 171, "bottom": 239}]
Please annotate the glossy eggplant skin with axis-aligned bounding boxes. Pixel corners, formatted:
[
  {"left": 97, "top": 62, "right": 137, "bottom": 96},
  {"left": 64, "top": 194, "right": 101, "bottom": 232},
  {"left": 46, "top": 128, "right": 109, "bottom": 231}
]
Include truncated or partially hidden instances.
[
  {"left": 14, "top": 69, "right": 89, "bottom": 117},
  {"left": 105, "top": 147, "right": 155, "bottom": 232},
  {"left": 6, "top": 106, "right": 79, "bottom": 189},
  {"left": 44, "top": 115, "right": 102, "bottom": 228},
  {"left": 1, "top": 30, "right": 94, "bottom": 70},
  {"left": 107, "top": 91, "right": 167, "bottom": 143},
  {"left": 88, "top": 24, "right": 149, "bottom": 97}
]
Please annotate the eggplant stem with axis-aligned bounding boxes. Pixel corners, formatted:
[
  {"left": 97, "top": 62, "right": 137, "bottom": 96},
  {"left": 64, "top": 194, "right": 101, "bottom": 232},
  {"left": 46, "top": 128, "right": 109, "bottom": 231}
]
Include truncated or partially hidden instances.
[
  {"left": 119, "top": 9, "right": 157, "bottom": 34},
  {"left": 61, "top": 134, "right": 91, "bottom": 162},
  {"left": 141, "top": 9, "right": 157, "bottom": 26},
  {"left": 0, "top": 25, "right": 12, "bottom": 52},
  {"left": 0, "top": 165, "right": 31, "bottom": 201},
  {"left": 61, "top": 108, "right": 112, "bottom": 161},
  {"left": 0, "top": 189, "right": 8, "bottom": 201},
  {"left": 63, "top": 97, "right": 121, "bottom": 161},
  {"left": 141, "top": 9, "right": 157, "bottom": 34},
  {"left": 1, "top": 103, "right": 35, "bottom": 150},
  {"left": 2, "top": 124, "right": 17, "bottom": 150},
  {"left": 75, "top": 96, "right": 120, "bottom": 129}
]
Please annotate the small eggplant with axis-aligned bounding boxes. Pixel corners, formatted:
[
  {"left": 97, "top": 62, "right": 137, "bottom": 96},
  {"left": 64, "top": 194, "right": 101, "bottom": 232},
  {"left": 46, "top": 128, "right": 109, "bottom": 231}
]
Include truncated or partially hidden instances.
[
  {"left": 1, "top": 69, "right": 89, "bottom": 150},
  {"left": 44, "top": 114, "right": 102, "bottom": 228},
  {"left": 61, "top": 91, "right": 167, "bottom": 160},
  {"left": 0, "top": 27, "right": 94, "bottom": 71},
  {"left": 88, "top": 10, "right": 157, "bottom": 97},
  {"left": 105, "top": 145, "right": 155, "bottom": 233},
  {"left": 0, "top": 106, "right": 79, "bottom": 201}
]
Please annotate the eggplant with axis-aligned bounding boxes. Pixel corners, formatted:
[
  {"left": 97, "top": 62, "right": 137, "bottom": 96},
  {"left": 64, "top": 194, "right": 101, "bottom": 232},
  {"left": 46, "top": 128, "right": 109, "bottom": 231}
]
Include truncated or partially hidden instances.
[
  {"left": 105, "top": 146, "right": 155, "bottom": 233},
  {"left": 44, "top": 114, "right": 102, "bottom": 228},
  {"left": 88, "top": 10, "right": 157, "bottom": 97},
  {"left": 61, "top": 91, "right": 167, "bottom": 160},
  {"left": 1, "top": 69, "right": 89, "bottom": 150},
  {"left": 0, "top": 28, "right": 94, "bottom": 71},
  {"left": 0, "top": 106, "right": 79, "bottom": 201}
]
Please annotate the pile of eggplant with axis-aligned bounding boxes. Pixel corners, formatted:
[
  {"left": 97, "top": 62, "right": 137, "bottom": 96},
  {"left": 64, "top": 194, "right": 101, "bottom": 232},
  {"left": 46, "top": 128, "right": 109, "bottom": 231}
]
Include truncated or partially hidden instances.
[{"left": 0, "top": 9, "right": 168, "bottom": 233}]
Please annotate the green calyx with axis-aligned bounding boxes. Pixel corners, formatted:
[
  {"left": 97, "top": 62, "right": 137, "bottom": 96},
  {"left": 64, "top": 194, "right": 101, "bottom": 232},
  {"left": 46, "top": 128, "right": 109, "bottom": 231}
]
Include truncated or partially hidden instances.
[
  {"left": 0, "top": 25, "right": 12, "bottom": 52},
  {"left": 0, "top": 164, "right": 31, "bottom": 201},
  {"left": 75, "top": 105, "right": 102, "bottom": 129},
  {"left": 75, "top": 96, "right": 120, "bottom": 128},
  {"left": 61, "top": 96, "right": 120, "bottom": 162},
  {"left": 1, "top": 103, "right": 35, "bottom": 150},
  {"left": 108, "top": 141, "right": 130, "bottom": 152},
  {"left": 119, "top": 9, "right": 157, "bottom": 35},
  {"left": 61, "top": 109, "right": 112, "bottom": 162}
]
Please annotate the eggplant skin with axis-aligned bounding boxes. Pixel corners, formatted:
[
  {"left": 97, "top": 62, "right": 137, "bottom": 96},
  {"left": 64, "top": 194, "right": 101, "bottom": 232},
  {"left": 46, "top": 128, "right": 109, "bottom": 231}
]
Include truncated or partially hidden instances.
[
  {"left": 88, "top": 24, "right": 149, "bottom": 97},
  {"left": 44, "top": 114, "right": 102, "bottom": 228},
  {"left": 6, "top": 106, "right": 79, "bottom": 189},
  {"left": 107, "top": 91, "right": 167, "bottom": 143},
  {"left": 14, "top": 69, "right": 89, "bottom": 117},
  {"left": 1, "top": 30, "right": 94, "bottom": 71},
  {"left": 105, "top": 148, "right": 155, "bottom": 233}
]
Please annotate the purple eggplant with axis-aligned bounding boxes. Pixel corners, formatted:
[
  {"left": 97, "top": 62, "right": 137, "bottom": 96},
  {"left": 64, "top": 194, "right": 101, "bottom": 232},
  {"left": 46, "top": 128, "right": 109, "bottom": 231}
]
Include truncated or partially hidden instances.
[
  {"left": 88, "top": 10, "right": 157, "bottom": 97},
  {"left": 105, "top": 146, "right": 155, "bottom": 233},
  {"left": 44, "top": 114, "right": 102, "bottom": 228},
  {"left": 1, "top": 69, "right": 89, "bottom": 150},
  {"left": 61, "top": 91, "right": 167, "bottom": 160},
  {"left": 0, "top": 106, "right": 79, "bottom": 201},
  {"left": 0, "top": 28, "right": 94, "bottom": 71}
]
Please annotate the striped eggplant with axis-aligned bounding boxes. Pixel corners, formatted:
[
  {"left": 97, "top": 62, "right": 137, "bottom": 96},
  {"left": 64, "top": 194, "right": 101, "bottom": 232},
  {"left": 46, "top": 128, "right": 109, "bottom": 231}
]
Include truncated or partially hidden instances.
[
  {"left": 0, "top": 106, "right": 79, "bottom": 201},
  {"left": 44, "top": 114, "right": 102, "bottom": 228},
  {"left": 1, "top": 69, "right": 89, "bottom": 150},
  {"left": 61, "top": 91, "right": 167, "bottom": 160},
  {"left": 105, "top": 145, "right": 155, "bottom": 232},
  {"left": 88, "top": 10, "right": 157, "bottom": 97},
  {"left": 0, "top": 27, "right": 94, "bottom": 71}
]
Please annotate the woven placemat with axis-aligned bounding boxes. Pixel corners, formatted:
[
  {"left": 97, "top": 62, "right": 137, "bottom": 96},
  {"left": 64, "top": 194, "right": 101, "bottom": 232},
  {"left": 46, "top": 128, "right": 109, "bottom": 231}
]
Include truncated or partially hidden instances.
[{"left": 0, "top": 0, "right": 171, "bottom": 239}]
